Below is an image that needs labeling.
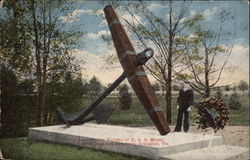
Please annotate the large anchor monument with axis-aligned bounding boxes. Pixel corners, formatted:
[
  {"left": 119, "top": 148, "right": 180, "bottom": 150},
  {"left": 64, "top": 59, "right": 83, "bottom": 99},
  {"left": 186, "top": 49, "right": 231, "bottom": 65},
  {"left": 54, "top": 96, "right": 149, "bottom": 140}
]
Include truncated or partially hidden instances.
[
  {"left": 56, "top": 5, "right": 170, "bottom": 135},
  {"left": 30, "top": 5, "right": 249, "bottom": 160}
]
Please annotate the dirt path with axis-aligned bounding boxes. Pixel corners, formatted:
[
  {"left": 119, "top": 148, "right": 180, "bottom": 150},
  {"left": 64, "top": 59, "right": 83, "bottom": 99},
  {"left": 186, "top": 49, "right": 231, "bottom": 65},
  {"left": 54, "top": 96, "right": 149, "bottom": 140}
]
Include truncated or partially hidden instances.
[{"left": 142, "top": 125, "right": 250, "bottom": 148}]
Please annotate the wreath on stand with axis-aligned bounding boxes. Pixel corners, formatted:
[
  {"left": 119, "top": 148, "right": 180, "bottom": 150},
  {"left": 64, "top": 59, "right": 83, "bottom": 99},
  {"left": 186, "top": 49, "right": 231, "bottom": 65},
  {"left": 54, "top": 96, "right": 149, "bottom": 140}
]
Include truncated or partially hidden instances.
[{"left": 196, "top": 98, "right": 229, "bottom": 132}]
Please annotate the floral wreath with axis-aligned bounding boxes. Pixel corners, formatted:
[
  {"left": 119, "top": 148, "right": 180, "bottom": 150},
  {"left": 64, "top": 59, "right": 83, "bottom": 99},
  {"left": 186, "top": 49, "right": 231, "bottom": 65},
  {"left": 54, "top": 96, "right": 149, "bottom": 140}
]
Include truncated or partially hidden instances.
[{"left": 196, "top": 98, "right": 229, "bottom": 132}]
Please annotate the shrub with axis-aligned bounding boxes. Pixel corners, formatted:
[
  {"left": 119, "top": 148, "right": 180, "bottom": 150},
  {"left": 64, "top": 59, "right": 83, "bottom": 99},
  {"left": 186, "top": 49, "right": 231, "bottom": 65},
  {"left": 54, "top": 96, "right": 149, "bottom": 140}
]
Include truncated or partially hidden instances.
[
  {"left": 1, "top": 67, "right": 36, "bottom": 137},
  {"left": 215, "top": 88, "right": 223, "bottom": 98},
  {"left": 224, "top": 85, "right": 230, "bottom": 91},
  {"left": 118, "top": 84, "right": 132, "bottom": 110},
  {"left": 87, "top": 76, "right": 102, "bottom": 97},
  {"left": 238, "top": 80, "right": 248, "bottom": 95},
  {"left": 228, "top": 93, "right": 241, "bottom": 110}
]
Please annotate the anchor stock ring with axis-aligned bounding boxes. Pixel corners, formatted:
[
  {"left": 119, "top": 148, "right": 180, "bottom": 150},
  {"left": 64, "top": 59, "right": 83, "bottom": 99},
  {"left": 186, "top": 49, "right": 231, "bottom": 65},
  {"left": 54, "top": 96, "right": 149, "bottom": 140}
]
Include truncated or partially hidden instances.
[{"left": 127, "top": 71, "right": 147, "bottom": 82}]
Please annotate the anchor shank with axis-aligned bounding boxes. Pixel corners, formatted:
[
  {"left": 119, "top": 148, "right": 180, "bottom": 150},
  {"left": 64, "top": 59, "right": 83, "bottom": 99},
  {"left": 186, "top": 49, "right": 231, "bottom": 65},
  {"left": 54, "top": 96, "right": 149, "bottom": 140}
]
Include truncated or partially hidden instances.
[{"left": 70, "top": 71, "right": 127, "bottom": 124}]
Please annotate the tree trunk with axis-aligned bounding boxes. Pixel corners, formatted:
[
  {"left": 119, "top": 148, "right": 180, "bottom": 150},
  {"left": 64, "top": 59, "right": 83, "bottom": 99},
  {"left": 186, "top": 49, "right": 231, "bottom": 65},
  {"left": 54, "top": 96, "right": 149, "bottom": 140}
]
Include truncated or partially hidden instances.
[
  {"left": 35, "top": 42, "right": 43, "bottom": 126},
  {"left": 165, "top": 85, "right": 172, "bottom": 123},
  {"left": 0, "top": 60, "right": 2, "bottom": 134},
  {"left": 166, "top": 55, "right": 172, "bottom": 123},
  {"left": 47, "top": 112, "right": 53, "bottom": 125},
  {"left": 42, "top": 2, "right": 48, "bottom": 125},
  {"left": 165, "top": 1, "right": 173, "bottom": 124},
  {"left": 165, "top": 44, "right": 172, "bottom": 124},
  {"left": 36, "top": 64, "right": 47, "bottom": 126},
  {"left": 204, "top": 48, "right": 210, "bottom": 98},
  {"left": 36, "top": 72, "right": 43, "bottom": 126},
  {"left": 42, "top": 57, "right": 47, "bottom": 125},
  {"left": 31, "top": 1, "right": 45, "bottom": 126},
  {"left": 35, "top": 43, "right": 43, "bottom": 126},
  {"left": 40, "top": 83, "right": 46, "bottom": 125}
]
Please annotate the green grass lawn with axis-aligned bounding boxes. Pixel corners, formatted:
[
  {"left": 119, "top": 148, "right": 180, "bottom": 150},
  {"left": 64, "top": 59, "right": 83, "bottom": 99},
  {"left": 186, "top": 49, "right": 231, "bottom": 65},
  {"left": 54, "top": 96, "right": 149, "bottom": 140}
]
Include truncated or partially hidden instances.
[
  {"left": 78, "top": 93, "right": 249, "bottom": 126},
  {"left": 74, "top": 95, "right": 178, "bottom": 127}
]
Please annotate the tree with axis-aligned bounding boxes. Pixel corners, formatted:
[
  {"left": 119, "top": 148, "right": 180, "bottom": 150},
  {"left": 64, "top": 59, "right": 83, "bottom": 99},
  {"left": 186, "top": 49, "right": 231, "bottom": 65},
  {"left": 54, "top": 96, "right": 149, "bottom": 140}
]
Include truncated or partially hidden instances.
[
  {"left": 1, "top": 0, "right": 84, "bottom": 126},
  {"left": 100, "top": 1, "right": 200, "bottom": 123},
  {"left": 87, "top": 76, "right": 103, "bottom": 97},
  {"left": 238, "top": 80, "right": 248, "bottom": 95},
  {"left": 215, "top": 87, "right": 223, "bottom": 98},
  {"left": 27, "top": 0, "right": 84, "bottom": 126},
  {"left": 0, "top": 0, "right": 34, "bottom": 134},
  {"left": 0, "top": 63, "right": 2, "bottom": 133},
  {"left": 0, "top": 1, "right": 32, "bottom": 73},
  {"left": 179, "top": 9, "right": 236, "bottom": 98},
  {"left": 118, "top": 84, "right": 132, "bottom": 110},
  {"left": 45, "top": 71, "right": 85, "bottom": 122},
  {"left": 1, "top": 66, "right": 36, "bottom": 137},
  {"left": 224, "top": 85, "right": 230, "bottom": 92},
  {"left": 1, "top": 66, "right": 19, "bottom": 137}
]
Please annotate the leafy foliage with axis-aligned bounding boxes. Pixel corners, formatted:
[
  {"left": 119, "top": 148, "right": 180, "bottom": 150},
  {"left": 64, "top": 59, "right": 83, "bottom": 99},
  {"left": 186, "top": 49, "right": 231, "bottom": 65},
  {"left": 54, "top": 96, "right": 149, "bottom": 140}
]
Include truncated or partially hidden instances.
[
  {"left": 228, "top": 93, "right": 241, "bottom": 110},
  {"left": 0, "top": 0, "right": 32, "bottom": 73},
  {"left": 224, "top": 85, "right": 230, "bottom": 91},
  {"left": 50, "top": 72, "right": 85, "bottom": 114},
  {"left": 118, "top": 84, "right": 132, "bottom": 110},
  {"left": 215, "top": 87, "right": 223, "bottom": 98},
  {"left": 238, "top": 80, "right": 248, "bottom": 95},
  {"left": 1, "top": 66, "right": 36, "bottom": 137},
  {"left": 85, "top": 76, "right": 103, "bottom": 97},
  {"left": 178, "top": 9, "right": 236, "bottom": 97},
  {"left": 1, "top": 0, "right": 85, "bottom": 126}
]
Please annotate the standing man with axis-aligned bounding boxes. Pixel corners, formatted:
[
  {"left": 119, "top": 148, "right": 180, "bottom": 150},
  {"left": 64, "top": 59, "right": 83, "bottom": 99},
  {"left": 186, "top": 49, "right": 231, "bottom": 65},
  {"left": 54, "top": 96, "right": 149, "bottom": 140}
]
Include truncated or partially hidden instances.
[{"left": 174, "top": 83, "right": 194, "bottom": 132}]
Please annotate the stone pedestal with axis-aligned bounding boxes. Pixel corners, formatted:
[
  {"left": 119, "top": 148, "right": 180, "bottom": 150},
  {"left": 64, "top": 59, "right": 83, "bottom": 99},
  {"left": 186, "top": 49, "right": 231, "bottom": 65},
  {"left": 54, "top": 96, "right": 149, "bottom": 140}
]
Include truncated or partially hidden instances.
[{"left": 28, "top": 123, "right": 249, "bottom": 160}]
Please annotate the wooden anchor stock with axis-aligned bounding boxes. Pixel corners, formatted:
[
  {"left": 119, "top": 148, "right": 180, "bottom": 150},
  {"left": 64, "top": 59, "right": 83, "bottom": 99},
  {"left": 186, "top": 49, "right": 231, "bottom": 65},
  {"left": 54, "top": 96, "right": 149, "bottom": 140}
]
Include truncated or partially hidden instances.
[{"left": 104, "top": 5, "right": 170, "bottom": 135}]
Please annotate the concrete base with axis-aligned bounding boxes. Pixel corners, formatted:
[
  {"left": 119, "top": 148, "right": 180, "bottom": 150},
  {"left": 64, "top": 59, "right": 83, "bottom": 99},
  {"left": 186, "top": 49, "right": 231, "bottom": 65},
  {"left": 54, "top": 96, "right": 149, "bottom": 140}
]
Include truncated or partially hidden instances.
[
  {"left": 160, "top": 145, "right": 249, "bottom": 160},
  {"left": 28, "top": 123, "right": 249, "bottom": 160}
]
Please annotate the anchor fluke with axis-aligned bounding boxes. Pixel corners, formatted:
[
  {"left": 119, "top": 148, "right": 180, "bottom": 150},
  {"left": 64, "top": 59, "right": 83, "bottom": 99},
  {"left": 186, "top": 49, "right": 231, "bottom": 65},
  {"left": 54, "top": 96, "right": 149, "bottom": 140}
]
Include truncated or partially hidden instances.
[
  {"left": 56, "top": 105, "right": 116, "bottom": 126},
  {"left": 56, "top": 107, "right": 71, "bottom": 126}
]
